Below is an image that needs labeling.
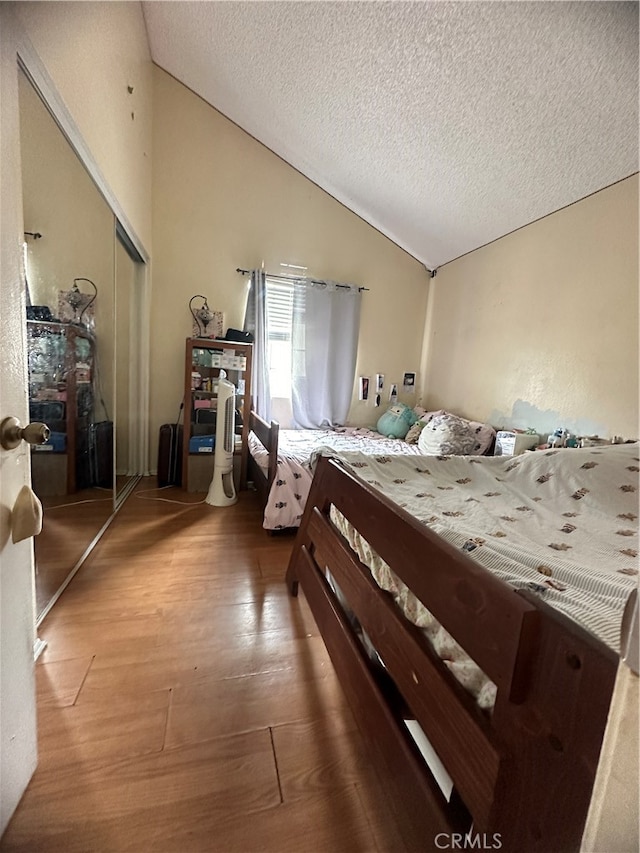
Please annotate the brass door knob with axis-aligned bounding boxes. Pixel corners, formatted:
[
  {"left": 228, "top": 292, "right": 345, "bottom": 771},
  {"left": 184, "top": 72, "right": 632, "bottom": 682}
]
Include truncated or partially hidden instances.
[{"left": 0, "top": 416, "right": 50, "bottom": 450}]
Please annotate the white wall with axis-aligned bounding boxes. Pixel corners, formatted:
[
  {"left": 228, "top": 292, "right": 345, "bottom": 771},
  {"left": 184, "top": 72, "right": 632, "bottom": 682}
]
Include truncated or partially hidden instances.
[
  {"left": 420, "top": 175, "right": 639, "bottom": 440},
  {"left": 150, "top": 66, "right": 429, "bottom": 467}
]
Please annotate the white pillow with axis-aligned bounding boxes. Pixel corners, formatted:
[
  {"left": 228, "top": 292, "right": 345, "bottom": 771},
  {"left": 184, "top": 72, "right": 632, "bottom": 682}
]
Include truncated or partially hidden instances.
[
  {"left": 419, "top": 410, "right": 495, "bottom": 455},
  {"left": 418, "top": 413, "right": 479, "bottom": 456}
]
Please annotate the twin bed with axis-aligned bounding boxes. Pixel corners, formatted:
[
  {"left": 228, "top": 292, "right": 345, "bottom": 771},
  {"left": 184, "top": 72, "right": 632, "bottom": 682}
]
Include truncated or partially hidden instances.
[
  {"left": 248, "top": 414, "right": 426, "bottom": 529},
  {"left": 248, "top": 412, "right": 638, "bottom": 850},
  {"left": 247, "top": 409, "right": 494, "bottom": 531}
]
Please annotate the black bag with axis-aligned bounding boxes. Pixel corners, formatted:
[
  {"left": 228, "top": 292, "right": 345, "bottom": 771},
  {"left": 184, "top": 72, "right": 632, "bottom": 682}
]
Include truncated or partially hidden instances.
[
  {"left": 157, "top": 423, "right": 183, "bottom": 487},
  {"left": 90, "top": 421, "right": 114, "bottom": 488},
  {"left": 76, "top": 385, "right": 94, "bottom": 419},
  {"left": 224, "top": 328, "right": 254, "bottom": 344},
  {"left": 76, "top": 420, "right": 113, "bottom": 489},
  {"left": 194, "top": 408, "right": 217, "bottom": 425}
]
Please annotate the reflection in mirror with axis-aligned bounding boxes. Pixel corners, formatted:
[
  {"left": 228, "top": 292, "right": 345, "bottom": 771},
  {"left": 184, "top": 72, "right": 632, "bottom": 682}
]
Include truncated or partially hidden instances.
[{"left": 19, "top": 67, "right": 116, "bottom": 620}]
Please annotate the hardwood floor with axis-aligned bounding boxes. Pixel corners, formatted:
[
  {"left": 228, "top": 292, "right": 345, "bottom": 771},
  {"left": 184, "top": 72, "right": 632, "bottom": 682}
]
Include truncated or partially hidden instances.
[{"left": 1, "top": 480, "right": 406, "bottom": 852}]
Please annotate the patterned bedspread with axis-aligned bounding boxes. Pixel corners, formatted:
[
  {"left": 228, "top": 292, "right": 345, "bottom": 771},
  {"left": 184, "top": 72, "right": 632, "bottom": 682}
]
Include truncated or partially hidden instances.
[
  {"left": 320, "top": 443, "right": 639, "bottom": 709},
  {"left": 248, "top": 427, "right": 423, "bottom": 529}
]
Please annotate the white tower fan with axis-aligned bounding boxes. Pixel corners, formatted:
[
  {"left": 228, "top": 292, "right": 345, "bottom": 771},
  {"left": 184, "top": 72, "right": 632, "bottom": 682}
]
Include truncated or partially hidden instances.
[{"left": 206, "top": 374, "right": 238, "bottom": 507}]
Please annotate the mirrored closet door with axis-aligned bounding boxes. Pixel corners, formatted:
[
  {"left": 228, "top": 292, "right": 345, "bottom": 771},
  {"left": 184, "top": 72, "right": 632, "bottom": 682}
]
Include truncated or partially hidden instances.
[
  {"left": 18, "top": 65, "right": 145, "bottom": 621},
  {"left": 115, "top": 232, "right": 144, "bottom": 505}
]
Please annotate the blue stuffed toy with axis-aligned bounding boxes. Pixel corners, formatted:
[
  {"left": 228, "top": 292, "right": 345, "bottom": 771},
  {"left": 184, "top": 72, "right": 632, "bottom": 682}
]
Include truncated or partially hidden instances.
[{"left": 376, "top": 403, "right": 417, "bottom": 439}]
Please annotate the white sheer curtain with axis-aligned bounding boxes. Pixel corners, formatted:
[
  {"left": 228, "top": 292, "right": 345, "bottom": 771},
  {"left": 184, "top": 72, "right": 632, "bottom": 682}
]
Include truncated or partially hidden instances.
[
  {"left": 291, "top": 281, "right": 361, "bottom": 429},
  {"left": 243, "top": 269, "right": 271, "bottom": 421}
]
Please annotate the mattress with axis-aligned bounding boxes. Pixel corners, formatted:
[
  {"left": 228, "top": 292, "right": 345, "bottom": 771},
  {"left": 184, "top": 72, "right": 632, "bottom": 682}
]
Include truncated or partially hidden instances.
[
  {"left": 321, "top": 443, "right": 639, "bottom": 709},
  {"left": 248, "top": 426, "right": 423, "bottom": 529}
]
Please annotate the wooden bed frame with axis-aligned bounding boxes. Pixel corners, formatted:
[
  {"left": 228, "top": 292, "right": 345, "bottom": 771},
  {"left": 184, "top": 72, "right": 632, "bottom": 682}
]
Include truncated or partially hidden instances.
[
  {"left": 247, "top": 410, "right": 496, "bottom": 520},
  {"left": 247, "top": 410, "right": 279, "bottom": 507},
  {"left": 285, "top": 454, "right": 619, "bottom": 852}
]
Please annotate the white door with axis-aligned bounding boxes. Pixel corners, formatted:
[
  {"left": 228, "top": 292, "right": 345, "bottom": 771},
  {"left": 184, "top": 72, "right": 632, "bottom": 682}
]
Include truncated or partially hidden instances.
[{"left": 0, "top": 8, "right": 39, "bottom": 835}]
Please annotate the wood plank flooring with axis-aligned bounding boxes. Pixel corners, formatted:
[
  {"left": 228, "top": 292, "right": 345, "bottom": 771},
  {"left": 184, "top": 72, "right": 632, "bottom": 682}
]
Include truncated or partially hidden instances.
[{"left": 1, "top": 480, "right": 406, "bottom": 852}]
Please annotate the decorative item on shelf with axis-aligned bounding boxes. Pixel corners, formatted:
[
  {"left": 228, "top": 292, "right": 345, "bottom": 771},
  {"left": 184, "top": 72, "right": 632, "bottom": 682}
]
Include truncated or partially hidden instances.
[
  {"left": 495, "top": 430, "right": 540, "bottom": 456},
  {"left": 547, "top": 428, "right": 580, "bottom": 449},
  {"left": 58, "top": 277, "right": 97, "bottom": 327},
  {"left": 189, "top": 295, "right": 223, "bottom": 338},
  {"left": 579, "top": 435, "right": 610, "bottom": 448}
]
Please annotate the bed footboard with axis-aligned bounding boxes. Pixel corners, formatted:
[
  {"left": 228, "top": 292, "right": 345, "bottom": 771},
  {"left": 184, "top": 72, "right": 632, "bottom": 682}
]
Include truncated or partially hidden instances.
[
  {"left": 247, "top": 411, "right": 279, "bottom": 508},
  {"left": 286, "top": 455, "right": 618, "bottom": 852}
]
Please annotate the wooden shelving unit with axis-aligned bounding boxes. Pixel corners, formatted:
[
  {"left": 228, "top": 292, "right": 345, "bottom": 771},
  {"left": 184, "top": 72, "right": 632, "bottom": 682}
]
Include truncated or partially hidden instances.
[
  {"left": 27, "top": 320, "right": 107, "bottom": 495},
  {"left": 181, "top": 337, "right": 253, "bottom": 492}
]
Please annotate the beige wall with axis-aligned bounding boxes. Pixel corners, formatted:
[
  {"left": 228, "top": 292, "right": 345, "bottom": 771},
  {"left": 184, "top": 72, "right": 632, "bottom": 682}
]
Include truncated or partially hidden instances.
[
  {"left": 15, "top": 0, "right": 153, "bottom": 252},
  {"left": 151, "top": 67, "right": 428, "bottom": 465},
  {"left": 421, "top": 175, "right": 639, "bottom": 440}
]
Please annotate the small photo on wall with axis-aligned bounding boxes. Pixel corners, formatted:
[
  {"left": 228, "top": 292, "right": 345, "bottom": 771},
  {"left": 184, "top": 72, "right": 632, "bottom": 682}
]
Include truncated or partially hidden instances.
[
  {"left": 402, "top": 371, "right": 416, "bottom": 393},
  {"left": 389, "top": 383, "right": 398, "bottom": 403},
  {"left": 375, "top": 374, "right": 384, "bottom": 392},
  {"left": 359, "top": 376, "right": 370, "bottom": 401}
]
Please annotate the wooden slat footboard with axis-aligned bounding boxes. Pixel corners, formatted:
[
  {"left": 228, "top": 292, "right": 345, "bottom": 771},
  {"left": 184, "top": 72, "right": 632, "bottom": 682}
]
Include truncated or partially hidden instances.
[
  {"left": 286, "top": 455, "right": 618, "bottom": 852},
  {"left": 247, "top": 411, "right": 279, "bottom": 508}
]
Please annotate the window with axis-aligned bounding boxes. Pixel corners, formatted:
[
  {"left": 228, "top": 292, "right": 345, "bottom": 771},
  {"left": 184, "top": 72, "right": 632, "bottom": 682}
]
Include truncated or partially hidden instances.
[
  {"left": 248, "top": 270, "right": 361, "bottom": 429},
  {"left": 265, "top": 278, "right": 294, "bottom": 399}
]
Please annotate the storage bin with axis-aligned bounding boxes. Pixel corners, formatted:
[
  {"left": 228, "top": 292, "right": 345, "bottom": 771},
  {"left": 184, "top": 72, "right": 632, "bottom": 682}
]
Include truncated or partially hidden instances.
[
  {"left": 32, "top": 431, "right": 66, "bottom": 453},
  {"left": 189, "top": 435, "right": 215, "bottom": 453}
]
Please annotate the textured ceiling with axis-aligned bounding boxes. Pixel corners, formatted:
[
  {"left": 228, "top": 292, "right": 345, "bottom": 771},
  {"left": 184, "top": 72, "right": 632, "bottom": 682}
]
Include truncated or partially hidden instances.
[{"left": 142, "top": 1, "right": 638, "bottom": 269}]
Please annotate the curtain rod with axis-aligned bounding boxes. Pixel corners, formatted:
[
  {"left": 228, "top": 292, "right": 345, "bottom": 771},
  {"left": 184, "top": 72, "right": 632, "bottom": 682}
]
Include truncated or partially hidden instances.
[{"left": 235, "top": 267, "right": 369, "bottom": 292}]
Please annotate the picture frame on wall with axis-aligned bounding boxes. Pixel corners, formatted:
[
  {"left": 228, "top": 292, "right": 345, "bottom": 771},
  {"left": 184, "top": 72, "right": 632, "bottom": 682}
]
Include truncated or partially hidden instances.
[
  {"left": 403, "top": 371, "right": 416, "bottom": 393},
  {"left": 389, "top": 383, "right": 398, "bottom": 403},
  {"left": 359, "top": 376, "right": 370, "bottom": 401}
]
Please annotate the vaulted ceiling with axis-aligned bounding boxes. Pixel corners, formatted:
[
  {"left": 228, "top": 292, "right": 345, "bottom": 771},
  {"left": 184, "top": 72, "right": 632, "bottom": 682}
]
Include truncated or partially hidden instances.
[{"left": 142, "top": 1, "right": 638, "bottom": 269}]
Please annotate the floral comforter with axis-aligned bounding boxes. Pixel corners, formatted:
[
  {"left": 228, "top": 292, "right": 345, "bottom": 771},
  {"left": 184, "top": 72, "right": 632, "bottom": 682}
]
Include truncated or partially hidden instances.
[{"left": 248, "top": 427, "right": 422, "bottom": 530}]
